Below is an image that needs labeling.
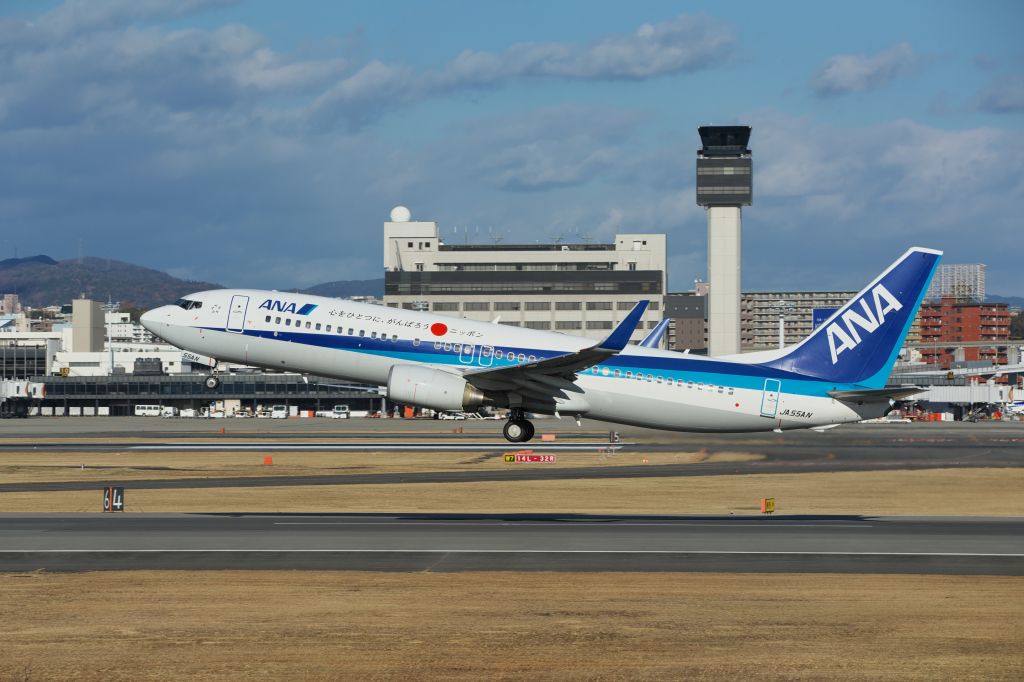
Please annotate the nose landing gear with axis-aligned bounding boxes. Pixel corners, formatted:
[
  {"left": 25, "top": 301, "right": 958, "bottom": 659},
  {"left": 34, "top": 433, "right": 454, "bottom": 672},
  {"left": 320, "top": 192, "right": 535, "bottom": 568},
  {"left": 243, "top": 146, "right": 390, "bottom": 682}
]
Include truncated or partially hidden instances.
[{"left": 502, "top": 408, "right": 535, "bottom": 443}]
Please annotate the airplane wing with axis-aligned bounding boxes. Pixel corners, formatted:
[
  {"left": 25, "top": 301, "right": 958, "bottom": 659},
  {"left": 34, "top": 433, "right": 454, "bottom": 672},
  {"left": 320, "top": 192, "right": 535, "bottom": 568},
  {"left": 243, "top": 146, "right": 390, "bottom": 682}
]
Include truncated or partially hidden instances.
[
  {"left": 463, "top": 301, "right": 649, "bottom": 396},
  {"left": 638, "top": 319, "right": 669, "bottom": 348}
]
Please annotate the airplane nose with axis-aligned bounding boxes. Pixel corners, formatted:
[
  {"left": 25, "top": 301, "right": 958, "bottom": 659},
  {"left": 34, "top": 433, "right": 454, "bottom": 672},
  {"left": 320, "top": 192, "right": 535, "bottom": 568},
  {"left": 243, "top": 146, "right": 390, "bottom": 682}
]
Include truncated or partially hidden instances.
[
  {"left": 140, "top": 308, "right": 158, "bottom": 332},
  {"left": 140, "top": 306, "right": 172, "bottom": 334}
]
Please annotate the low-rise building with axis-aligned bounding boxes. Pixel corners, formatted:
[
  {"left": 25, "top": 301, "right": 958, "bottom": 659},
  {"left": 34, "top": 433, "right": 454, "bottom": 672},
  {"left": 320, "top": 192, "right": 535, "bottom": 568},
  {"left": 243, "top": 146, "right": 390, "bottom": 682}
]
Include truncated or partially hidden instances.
[{"left": 918, "top": 298, "right": 1012, "bottom": 366}]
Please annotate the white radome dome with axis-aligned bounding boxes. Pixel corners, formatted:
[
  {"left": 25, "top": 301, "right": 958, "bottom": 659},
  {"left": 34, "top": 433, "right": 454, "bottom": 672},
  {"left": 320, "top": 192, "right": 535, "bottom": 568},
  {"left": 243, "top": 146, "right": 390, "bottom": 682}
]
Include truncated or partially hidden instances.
[{"left": 390, "top": 206, "right": 411, "bottom": 223}]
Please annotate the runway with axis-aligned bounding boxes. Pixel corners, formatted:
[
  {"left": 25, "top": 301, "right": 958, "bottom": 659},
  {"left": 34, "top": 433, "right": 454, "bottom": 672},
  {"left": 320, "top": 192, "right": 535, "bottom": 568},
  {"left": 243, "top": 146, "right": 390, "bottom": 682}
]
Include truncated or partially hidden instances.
[
  {"left": 1, "top": 513, "right": 1021, "bottom": 575},
  {"left": 0, "top": 440, "right": 628, "bottom": 452}
]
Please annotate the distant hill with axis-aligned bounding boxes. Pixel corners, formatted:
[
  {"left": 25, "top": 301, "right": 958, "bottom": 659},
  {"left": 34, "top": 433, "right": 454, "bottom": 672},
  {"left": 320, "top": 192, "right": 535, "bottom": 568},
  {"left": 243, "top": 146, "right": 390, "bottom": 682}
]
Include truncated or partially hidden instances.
[
  {"left": 987, "top": 294, "right": 1024, "bottom": 308},
  {"left": 0, "top": 256, "right": 222, "bottom": 309},
  {"left": 0, "top": 254, "right": 58, "bottom": 270},
  {"left": 299, "top": 278, "right": 384, "bottom": 299}
]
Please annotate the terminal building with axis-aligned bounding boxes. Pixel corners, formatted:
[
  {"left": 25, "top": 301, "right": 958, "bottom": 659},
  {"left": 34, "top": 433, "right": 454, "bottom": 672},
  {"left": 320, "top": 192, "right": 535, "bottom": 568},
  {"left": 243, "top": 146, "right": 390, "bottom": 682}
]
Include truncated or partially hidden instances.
[{"left": 382, "top": 208, "right": 665, "bottom": 342}]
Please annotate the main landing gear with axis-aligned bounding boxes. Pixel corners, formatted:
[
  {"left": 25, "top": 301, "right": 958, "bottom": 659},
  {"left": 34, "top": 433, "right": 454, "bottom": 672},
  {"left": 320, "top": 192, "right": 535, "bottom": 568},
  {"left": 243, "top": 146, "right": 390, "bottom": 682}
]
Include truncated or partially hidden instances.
[{"left": 502, "top": 408, "right": 535, "bottom": 443}]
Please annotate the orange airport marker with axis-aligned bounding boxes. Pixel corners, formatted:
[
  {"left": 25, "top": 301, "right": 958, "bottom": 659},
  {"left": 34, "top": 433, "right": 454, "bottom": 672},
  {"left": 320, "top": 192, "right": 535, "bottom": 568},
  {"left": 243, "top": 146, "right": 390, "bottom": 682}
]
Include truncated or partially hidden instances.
[{"left": 263, "top": 456, "right": 273, "bottom": 466}]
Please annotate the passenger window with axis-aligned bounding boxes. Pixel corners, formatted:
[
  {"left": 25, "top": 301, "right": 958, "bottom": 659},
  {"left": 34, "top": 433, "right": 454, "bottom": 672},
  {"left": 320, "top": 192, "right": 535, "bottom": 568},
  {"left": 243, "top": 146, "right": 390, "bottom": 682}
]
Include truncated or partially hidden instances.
[
  {"left": 359, "top": 330, "right": 364, "bottom": 337},
  {"left": 315, "top": 323, "right": 321, "bottom": 331},
  {"left": 717, "top": 386, "right": 724, "bottom": 394},
  {"left": 265, "top": 315, "right": 271, "bottom": 323},
  {"left": 697, "top": 383, "right": 703, "bottom": 390},
  {"left": 601, "top": 368, "right": 610, "bottom": 376},
  {"left": 275, "top": 317, "right": 281, "bottom": 324},
  {"left": 646, "top": 374, "right": 653, "bottom": 382},
  {"left": 371, "top": 331, "right": 377, "bottom": 339},
  {"left": 413, "top": 338, "right": 420, "bottom": 346},
  {"left": 453, "top": 344, "right": 462, "bottom": 353},
  {"left": 434, "top": 341, "right": 442, "bottom": 349},
  {"left": 728, "top": 387, "right": 734, "bottom": 395},
  {"left": 347, "top": 328, "right": 354, "bottom": 335},
  {"left": 517, "top": 353, "right": 526, "bottom": 363},
  {"left": 326, "top": 325, "right": 331, "bottom": 332},
  {"left": 626, "top": 371, "right": 633, "bottom": 379},
  {"left": 305, "top": 321, "right": 312, "bottom": 329},
  {"left": 614, "top": 369, "right": 621, "bottom": 378},
  {"left": 688, "top": 381, "right": 694, "bottom": 388},
  {"left": 285, "top": 319, "right": 291, "bottom": 326},
  {"left": 495, "top": 350, "right": 504, "bottom": 359},
  {"left": 392, "top": 335, "right": 398, "bottom": 342},
  {"left": 528, "top": 355, "right": 536, "bottom": 362},
  {"left": 481, "top": 348, "right": 491, "bottom": 357},
  {"left": 443, "top": 343, "right": 452, "bottom": 351}
]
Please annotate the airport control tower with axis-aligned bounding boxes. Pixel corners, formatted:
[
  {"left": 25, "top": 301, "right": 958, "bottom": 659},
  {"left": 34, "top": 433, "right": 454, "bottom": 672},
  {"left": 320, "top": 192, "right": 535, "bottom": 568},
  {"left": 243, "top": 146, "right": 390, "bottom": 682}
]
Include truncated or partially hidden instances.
[{"left": 696, "top": 125, "right": 752, "bottom": 356}]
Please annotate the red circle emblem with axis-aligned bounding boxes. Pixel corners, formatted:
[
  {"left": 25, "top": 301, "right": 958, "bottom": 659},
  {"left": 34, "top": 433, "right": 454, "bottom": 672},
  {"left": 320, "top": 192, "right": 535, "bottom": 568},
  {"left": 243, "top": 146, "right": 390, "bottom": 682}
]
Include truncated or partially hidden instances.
[{"left": 430, "top": 322, "right": 448, "bottom": 336}]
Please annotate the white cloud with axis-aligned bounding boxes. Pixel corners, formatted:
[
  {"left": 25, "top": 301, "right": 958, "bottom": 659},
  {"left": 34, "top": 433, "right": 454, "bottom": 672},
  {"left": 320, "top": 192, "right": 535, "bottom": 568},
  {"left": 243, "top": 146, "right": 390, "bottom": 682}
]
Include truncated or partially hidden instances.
[
  {"left": 810, "top": 42, "right": 918, "bottom": 97},
  {"left": 307, "top": 14, "right": 735, "bottom": 129},
  {"left": 0, "top": 3, "right": 1020, "bottom": 296},
  {"left": 975, "top": 74, "right": 1024, "bottom": 114}
]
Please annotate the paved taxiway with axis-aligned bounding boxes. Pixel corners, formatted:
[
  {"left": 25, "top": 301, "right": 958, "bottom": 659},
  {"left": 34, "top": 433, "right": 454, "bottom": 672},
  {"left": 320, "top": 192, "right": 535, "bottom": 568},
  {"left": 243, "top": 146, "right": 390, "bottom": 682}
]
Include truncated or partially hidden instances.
[
  {"left": 1, "top": 513, "right": 1021, "bottom": 575},
  {"left": 3, "top": 420, "right": 1022, "bottom": 495}
]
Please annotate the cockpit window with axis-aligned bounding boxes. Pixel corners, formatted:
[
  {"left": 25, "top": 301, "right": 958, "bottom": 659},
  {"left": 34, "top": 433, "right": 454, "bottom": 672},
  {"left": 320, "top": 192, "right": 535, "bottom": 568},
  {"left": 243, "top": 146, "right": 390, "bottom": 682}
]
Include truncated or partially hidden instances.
[{"left": 174, "top": 298, "right": 203, "bottom": 310}]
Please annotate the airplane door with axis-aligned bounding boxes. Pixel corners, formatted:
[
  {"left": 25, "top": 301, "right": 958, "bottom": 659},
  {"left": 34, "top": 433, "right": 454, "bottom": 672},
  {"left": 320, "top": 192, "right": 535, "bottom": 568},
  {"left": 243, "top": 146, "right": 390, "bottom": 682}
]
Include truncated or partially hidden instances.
[
  {"left": 458, "top": 343, "right": 476, "bottom": 365},
  {"left": 478, "top": 345, "right": 494, "bottom": 367},
  {"left": 226, "top": 295, "right": 249, "bottom": 333},
  {"left": 760, "top": 378, "right": 781, "bottom": 417}
]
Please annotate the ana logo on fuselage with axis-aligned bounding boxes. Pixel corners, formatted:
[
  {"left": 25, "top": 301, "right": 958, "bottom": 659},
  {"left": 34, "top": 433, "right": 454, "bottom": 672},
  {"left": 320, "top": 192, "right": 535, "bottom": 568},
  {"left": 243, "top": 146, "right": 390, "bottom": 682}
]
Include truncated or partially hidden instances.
[
  {"left": 258, "top": 299, "right": 318, "bottom": 315},
  {"left": 826, "top": 284, "right": 903, "bottom": 364}
]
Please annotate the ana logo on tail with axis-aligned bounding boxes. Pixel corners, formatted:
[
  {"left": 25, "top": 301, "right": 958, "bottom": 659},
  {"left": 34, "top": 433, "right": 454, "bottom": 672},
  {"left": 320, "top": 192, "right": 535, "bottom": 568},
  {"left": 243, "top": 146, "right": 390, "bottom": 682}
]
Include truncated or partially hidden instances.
[{"left": 826, "top": 284, "right": 903, "bottom": 364}]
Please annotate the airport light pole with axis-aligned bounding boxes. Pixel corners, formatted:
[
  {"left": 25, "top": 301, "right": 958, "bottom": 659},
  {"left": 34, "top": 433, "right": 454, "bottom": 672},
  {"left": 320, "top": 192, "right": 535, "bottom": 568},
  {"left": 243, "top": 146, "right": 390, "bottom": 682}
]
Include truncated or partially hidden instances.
[{"left": 772, "top": 300, "right": 795, "bottom": 349}]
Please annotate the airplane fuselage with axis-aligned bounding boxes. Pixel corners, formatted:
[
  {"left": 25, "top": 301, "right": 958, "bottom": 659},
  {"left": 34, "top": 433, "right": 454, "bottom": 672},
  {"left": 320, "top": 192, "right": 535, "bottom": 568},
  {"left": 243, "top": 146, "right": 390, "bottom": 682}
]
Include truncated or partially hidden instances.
[{"left": 142, "top": 289, "right": 883, "bottom": 433}]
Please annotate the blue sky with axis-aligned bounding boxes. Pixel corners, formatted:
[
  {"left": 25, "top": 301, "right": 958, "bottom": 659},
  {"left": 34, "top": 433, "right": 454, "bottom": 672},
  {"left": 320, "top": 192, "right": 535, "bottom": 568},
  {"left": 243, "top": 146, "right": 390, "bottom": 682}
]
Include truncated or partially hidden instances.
[{"left": 1, "top": 0, "right": 1021, "bottom": 294}]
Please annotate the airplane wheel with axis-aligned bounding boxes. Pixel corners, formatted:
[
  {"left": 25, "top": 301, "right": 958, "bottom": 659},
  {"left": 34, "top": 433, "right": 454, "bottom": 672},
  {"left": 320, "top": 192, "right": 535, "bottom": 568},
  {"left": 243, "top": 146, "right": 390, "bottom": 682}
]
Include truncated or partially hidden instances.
[
  {"left": 204, "top": 376, "right": 221, "bottom": 390},
  {"left": 522, "top": 420, "right": 535, "bottom": 442},
  {"left": 503, "top": 420, "right": 527, "bottom": 443}
]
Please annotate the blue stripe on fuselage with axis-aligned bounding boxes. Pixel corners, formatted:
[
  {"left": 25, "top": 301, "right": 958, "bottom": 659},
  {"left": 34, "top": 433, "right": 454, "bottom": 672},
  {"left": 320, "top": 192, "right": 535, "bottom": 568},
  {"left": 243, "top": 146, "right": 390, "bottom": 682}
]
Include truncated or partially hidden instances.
[{"left": 203, "top": 327, "right": 861, "bottom": 397}]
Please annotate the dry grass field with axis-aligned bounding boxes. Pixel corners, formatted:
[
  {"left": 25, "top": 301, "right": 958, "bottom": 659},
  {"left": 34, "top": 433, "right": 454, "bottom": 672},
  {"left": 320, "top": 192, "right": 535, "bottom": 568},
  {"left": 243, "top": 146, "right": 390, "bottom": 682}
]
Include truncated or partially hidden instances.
[
  {"left": 1, "top": 467, "right": 1022, "bottom": 516},
  {"left": 1, "top": 571, "right": 1021, "bottom": 681},
  {"left": 0, "top": 449, "right": 760, "bottom": 484}
]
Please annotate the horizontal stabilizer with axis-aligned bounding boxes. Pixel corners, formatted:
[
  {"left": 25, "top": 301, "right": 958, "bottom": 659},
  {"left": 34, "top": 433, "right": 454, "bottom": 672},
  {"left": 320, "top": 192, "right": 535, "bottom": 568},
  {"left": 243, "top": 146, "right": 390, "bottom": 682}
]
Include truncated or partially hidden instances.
[{"left": 828, "top": 386, "right": 924, "bottom": 403}]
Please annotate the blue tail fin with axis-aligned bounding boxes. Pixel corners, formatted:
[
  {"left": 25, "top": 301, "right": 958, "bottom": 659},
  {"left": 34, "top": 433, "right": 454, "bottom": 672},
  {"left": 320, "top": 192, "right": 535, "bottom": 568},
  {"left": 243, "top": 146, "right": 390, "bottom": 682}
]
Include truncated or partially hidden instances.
[{"left": 761, "top": 247, "right": 941, "bottom": 388}]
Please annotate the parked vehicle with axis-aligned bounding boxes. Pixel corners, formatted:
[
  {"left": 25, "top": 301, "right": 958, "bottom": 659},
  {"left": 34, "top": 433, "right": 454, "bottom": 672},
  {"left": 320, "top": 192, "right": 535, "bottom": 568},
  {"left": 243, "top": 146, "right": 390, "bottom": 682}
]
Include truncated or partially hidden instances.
[
  {"left": 270, "top": 404, "right": 289, "bottom": 419},
  {"left": 134, "top": 404, "right": 161, "bottom": 417}
]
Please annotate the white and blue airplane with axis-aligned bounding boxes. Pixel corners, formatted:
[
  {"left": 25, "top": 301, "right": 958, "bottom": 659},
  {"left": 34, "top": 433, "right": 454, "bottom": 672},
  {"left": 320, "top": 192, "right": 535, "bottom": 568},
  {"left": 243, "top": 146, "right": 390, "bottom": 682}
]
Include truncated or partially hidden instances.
[{"left": 141, "top": 247, "right": 941, "bottom": 442}]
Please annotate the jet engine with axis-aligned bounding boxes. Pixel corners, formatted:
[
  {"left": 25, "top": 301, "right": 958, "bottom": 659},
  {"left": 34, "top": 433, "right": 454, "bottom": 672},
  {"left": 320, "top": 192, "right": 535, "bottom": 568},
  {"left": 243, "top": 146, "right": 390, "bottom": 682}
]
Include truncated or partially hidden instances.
[{"left": 386, "top": 365, "right": 485, "bottom": 413}]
